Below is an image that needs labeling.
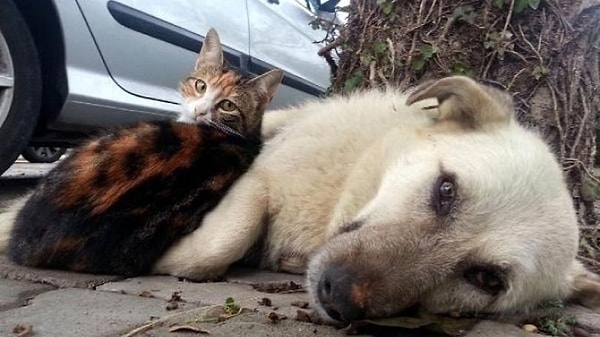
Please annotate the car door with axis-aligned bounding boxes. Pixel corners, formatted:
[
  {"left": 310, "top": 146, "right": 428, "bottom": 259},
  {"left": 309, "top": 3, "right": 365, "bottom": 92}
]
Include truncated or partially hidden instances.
[
  {"left": 75, "top": 0, "right": 250, "bottom": 105},
  {"left": 246, "top": 0, "right": 330, "bottom": 107}
]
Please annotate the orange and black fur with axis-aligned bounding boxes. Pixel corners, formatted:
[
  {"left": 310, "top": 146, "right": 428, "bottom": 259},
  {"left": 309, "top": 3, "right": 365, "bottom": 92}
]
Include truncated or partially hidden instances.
[{"left": 7, "top": 29, "right": 283, "bottom": 276}]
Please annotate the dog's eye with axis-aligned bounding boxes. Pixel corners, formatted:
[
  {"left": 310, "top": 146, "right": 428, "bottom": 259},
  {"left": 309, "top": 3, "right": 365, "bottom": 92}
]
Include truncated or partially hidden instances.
[
  {"left": 432, "top": 174, "right": 456, "bottom": 216},
  {"left": 464, "top": 266, "right": 507, "bottom": 296}
]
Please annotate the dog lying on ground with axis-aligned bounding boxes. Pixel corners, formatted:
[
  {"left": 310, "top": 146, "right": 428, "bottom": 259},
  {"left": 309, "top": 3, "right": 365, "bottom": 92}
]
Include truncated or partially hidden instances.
[{"left": 1, "top": 76, "right": 599, "bottom": 322}]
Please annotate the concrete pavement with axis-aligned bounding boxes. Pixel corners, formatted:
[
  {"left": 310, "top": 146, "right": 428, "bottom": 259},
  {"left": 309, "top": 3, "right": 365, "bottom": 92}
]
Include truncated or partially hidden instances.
[
  {"left": 1, "top": 256, "right": 599, "bottom": 337},
  {"left": 1, "top": 162, "right": 599, "bottom": 336}
]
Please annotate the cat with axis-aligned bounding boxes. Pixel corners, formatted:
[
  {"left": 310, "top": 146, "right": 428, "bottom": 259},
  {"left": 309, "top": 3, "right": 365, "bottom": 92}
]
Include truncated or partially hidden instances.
[{"left": 7, "top": 28, "right": 283, "bottom": 276}]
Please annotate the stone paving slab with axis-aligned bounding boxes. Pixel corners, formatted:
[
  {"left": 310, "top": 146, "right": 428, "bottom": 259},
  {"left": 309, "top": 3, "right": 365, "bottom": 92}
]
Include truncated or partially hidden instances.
[
  {"left": 98, "top": 275, "right": 310, "bottom": 319},
  {"left": 0, "top": 278, "right": 54, "bottom": 311},
  {"left": 0, "top": 256, "right": 122, "bottom": 289},
  {"left": 1, "top": 260, "right": 600, "bottom": 336},
  {"left": 226, "top": 267, "right": 306, "bottom": 286},
  {"left": 566, "top": 305, "right": 600, "bottom": 333},
  {"left": 0, "top": 288, "right": 181, "bottom": 337},
  {"left": 136, "top": 309, "right": 350, "bottom": 337},
  {"left": 463, "top": 321, "right": 532, "bottom": 337}
]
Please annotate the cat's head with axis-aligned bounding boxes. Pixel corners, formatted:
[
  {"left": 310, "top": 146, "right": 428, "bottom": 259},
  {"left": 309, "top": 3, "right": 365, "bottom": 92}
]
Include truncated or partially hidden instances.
[{"left": 179, "top": 28, "right": 283, "bottom": 138}]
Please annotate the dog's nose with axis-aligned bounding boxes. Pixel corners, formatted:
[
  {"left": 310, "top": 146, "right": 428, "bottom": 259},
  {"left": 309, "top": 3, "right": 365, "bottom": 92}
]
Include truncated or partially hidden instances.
[{"left": 317, "top": 266, "right": 365, "bottom": 322}]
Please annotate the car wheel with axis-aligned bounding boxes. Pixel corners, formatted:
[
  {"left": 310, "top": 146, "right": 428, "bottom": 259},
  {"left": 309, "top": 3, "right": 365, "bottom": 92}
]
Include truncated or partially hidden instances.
[
  {"left": 21, "top": 146, "right": 67, "bottom": 163},
  {"left": 0, "top": 0, "right": 42, "bottom": 175}
]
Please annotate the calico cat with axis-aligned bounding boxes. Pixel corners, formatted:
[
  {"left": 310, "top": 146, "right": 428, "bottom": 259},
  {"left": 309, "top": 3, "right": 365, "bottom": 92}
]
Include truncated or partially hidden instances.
[{"left": 7, "top": 28, "right": 283, "bottom": 276}]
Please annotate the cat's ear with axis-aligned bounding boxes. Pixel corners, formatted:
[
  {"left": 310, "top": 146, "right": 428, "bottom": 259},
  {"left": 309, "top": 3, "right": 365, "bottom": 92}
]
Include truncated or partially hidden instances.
[
  {"left": 196, "top": 28, "right": 224, "bottom": 70},
  {"left": 248, "top": 69, "right": 284, "bottom": 101}
]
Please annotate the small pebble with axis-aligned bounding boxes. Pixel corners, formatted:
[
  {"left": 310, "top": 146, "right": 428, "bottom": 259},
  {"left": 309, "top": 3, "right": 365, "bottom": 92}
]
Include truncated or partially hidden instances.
[
  {"left": 522, "top": 324, "right": 539, "bottom": 333},
  {"left": 166, "top": 301, "right": 179, "bottom": 311},
  {"left": 258, "top": 297, "right": 272, "bottom": 306}
]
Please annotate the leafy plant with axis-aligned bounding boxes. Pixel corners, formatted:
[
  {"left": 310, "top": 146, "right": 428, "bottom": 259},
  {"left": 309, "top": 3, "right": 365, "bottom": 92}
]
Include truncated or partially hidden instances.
[
  {"left": 531, "top": 300, "right": 579, "bottom": 336},
  {"left": 376, "top": 0, "right": 394, "bottom": 16},
  {"left": 532, "top": 64, "right": 550, "bottom": 80},
  {"left": 224, "top": 297, "right": 241, "bottom": 315},
  {"left": 450, "top": 61, "right": 475, "bottom": 77},
  {"left": 453, "top": 5, "right": 477, "bottom": 24},
  {"left": 344, "top": 71, "right": 365, "bottom": 93},
  {"left": 411, "top": 44, "right": 438, "bottom": 72},
  {"left": 494, "top": 0, "right": 541, "bottom": 13},
  {"left": 484, "top": 31, "right": 514, "bottom": 59}
]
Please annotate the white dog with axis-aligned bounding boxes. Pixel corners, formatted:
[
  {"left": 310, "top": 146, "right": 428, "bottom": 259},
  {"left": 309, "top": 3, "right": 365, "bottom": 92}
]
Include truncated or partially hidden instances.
[
  {"left": 1, "top": 76, "right": 598, "bottom": 322},
  {"left": 151, "top": 76, "right": 600, "bottom": 321}
]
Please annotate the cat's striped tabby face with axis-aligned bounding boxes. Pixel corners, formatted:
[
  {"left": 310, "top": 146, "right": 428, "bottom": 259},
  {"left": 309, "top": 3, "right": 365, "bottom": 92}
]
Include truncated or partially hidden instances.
[{"left": 179, "top": 28, "right": 282, "bottom": 138}]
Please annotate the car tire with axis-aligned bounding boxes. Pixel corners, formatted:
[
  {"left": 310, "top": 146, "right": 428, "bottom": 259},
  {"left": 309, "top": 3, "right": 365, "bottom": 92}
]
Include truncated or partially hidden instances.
[
  {"left": 0, "top": 0, "right": 42, "bottom": 175},
  {"left": 21, "top": 146, "right": 67, "bottom": 163}
]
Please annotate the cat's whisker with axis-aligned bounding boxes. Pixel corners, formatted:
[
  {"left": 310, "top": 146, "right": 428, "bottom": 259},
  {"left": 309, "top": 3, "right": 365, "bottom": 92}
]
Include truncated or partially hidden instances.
[{"left": 204, "top": 119, "right": 244, "bottom": 138}]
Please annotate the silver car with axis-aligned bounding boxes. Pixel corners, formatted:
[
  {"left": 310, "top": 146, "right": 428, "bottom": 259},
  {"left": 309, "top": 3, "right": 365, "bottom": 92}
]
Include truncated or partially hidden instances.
[{"left": 0, "top": 0, "right": 336, "bottom": 174}]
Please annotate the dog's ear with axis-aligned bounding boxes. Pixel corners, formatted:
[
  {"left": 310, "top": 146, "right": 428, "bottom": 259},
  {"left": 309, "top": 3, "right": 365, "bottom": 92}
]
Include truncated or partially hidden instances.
[{"left": 406, "top": 76, "right": 514, "bottom": 129}]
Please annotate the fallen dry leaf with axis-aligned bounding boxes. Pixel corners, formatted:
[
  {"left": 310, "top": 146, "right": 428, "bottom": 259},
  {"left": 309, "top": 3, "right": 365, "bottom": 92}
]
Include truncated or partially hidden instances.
[
  {"left": 291, "top": 300, "right": 309, "bottom": 309},
  {"left": 252, "top": 281, "right": 304, "bottom": 293},
  {"left": 138, "top": 290, "right": 155, "bottom": 298},
  {"left": 12, "top": 324, "right": 34, "bottom": 337},
  {"left": 362, "top": 313, "right": 479, "bottom": 336},
  {"left": 295, "top": 310, "right": 313, "bottom": 323},
  {"left": 267, "top": 311, "right": 287, "bottom": 323},
  {"left": 168, "top": 324, "right": 209, "bottom": 334}
]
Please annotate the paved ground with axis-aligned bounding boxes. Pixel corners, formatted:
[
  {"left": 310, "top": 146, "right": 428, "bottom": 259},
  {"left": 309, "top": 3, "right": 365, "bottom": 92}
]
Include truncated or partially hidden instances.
[{"left": 1, "top": 161, "right": 599, "bottom": 337}]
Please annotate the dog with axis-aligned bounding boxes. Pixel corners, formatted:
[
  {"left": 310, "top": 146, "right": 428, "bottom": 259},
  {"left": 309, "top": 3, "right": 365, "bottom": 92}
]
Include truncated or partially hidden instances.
[{"left": 2, "top": 76, "right": 599, "bottom": 322}]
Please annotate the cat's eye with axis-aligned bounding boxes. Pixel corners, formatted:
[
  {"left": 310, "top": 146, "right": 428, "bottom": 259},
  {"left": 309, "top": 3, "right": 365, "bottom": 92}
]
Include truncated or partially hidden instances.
[
  {"left": 218, "top": 100, "right": 238, "bottom": 112},
  {"left": 194, "top": 79, "right": 207, "bottom": 94}
]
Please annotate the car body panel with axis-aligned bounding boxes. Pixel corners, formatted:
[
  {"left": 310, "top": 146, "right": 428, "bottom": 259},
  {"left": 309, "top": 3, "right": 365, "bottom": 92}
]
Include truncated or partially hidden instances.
[
  {"left": 49, "top": 0, "right": 180, "bottom": 131},
  {"left": 40, "top": 0, "right": 330, "bottom": 134},
  {"left": 247, "top": 0, "right": 330, "bottom": 89},
  {"left": 76, "top": 0, "right": 250, "bottom": 105}
]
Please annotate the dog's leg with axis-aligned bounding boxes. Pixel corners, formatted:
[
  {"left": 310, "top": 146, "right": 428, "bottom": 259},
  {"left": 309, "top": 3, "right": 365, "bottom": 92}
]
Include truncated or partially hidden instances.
[{"left": 153, "top": 172, "right": 268, "bottom": 280}]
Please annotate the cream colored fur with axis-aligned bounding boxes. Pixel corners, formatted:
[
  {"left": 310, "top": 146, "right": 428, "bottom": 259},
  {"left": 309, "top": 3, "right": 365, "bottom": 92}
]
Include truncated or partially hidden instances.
[
  {"left": 0, "top": 76, "right": 597, "bottom": 320},
  {"left": 0, "top": 195, "right": 29, "bottom": 254},
  {"left": 154, "top": 76, "right": 600, "bottom": 318}
]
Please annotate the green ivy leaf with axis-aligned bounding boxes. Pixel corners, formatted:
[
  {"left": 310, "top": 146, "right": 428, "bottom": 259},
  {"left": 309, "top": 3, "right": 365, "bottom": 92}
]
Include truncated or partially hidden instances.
[
  {"left": 528, "top": 0, "right": 540, "bottom": 9},
  {"left": 513, "top": 0, "right": 529, "bottom": 13},
  {"left": 419, "top": 44, "right": 438, "bottom": 58},
  {"left": 411, "top": 56, "right": 426, "bottom": 71},
  {"left": 373, "top": 41, "right": 388, "bottom": 55},
  {"left": 379, "top": 0, "right": 394, "bottom": 15},
  {"left": 452, "top": 5, "right": 476, "bottom": 24},
  {"left": 532, "top": 64, "right": 550, "bottom": 80},
  {"left": 493, "top": 0, "right": 506, "bottom": 8},
  {"left": 344, "top": 71, "right": 364, "bottom": 93},
  {"left": 450, "top": 61, "right": 474, "bottom": 76},
  {"left": 360, "top": 52, "right": 374, "bottom": 66}
]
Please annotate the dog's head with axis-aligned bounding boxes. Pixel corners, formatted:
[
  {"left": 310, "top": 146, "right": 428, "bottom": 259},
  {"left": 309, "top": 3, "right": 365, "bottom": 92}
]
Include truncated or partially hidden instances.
[{"left": 307, "top": 76, "right": 600, "bottom": 322}]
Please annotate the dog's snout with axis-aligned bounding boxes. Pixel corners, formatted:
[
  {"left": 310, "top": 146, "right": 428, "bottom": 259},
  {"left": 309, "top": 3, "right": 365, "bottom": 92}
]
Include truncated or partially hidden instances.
[{"left": 317, "top": 266, "right": 365, "bottom": 322}]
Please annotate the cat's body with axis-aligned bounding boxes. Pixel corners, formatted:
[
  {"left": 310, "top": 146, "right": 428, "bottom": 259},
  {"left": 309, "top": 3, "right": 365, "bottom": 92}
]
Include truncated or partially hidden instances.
[
  {"left": 7, "top": 29, "right": 282, "bottom": 276},
  {"left": 9, "top": 121, "right": 261, "bottom": 275}
]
